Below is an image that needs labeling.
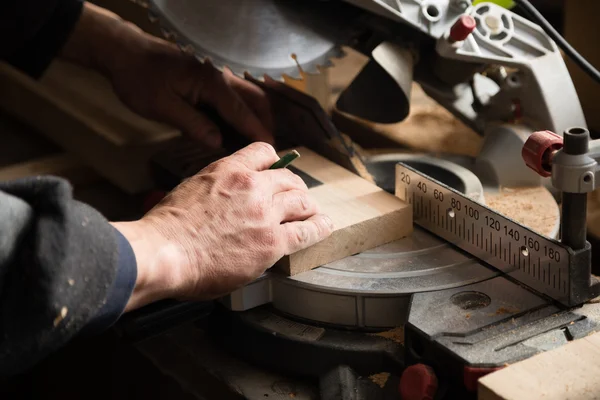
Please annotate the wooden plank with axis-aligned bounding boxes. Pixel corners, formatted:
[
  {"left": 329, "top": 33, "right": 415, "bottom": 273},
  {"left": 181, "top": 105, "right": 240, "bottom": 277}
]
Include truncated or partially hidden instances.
[
  {"left": 478, "top": 331, "right": 600, "bottom": 400},
  {"left": 276, "top": 147, "right": 412, "bottom": 275},
  {"left": 0, "top": 154, "right": 98, "bottom": 185},
  {"left": 0, "top": 61, "right": 179, "bottom": 194}
]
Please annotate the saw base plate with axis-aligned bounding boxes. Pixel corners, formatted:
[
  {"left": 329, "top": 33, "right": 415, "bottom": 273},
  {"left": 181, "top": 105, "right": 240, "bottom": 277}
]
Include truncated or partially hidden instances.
[{"left": 225, "top": 154, "right": 560, "bottom": 329}]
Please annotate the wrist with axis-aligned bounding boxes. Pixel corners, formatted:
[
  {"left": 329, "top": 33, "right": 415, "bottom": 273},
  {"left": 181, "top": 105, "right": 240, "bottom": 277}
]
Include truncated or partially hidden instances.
[{"left": 110, "top": 220, "right": 188, "bottom": 312}]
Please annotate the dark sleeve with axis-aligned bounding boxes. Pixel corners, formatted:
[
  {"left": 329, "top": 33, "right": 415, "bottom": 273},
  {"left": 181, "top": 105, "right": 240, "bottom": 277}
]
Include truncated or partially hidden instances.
[
  {"left": 0, "top": 0, "right": 84, "bottom": 78},
  {"left": 0, "top": 176, "right": 137, "bottom": 377}
]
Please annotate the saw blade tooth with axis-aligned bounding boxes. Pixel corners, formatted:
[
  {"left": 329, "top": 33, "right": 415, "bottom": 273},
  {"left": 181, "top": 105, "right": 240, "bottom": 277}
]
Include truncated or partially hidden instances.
[
  {"left": 147, "top": 9, "right": 160, "bottom": 23},
  {"left": 160, "top": 27, "right": 178, "bottom": 41},
  {"left": 146, "top": 0, "right": 349, "bottom": 81}
]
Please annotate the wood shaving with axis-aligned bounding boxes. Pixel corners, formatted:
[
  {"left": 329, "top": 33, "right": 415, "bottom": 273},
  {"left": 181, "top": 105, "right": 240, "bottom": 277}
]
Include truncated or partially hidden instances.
[
  {"left": 372, "top": 327, "right": 404, "bottom": 344},
  {"left": 369, "top": 372, "right": 390, "bottom": 389},
  {"left": 489, "top": 306, "right": 520, "bottom": 317},
  {"left": 327, "top": 49, "right": 482, "bottom": 157}
]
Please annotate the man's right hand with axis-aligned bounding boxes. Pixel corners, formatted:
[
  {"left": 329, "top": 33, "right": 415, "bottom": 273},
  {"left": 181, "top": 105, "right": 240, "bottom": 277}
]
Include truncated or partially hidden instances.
[{"left": 113, "top": 143, "right": 334, "bottom": 311}]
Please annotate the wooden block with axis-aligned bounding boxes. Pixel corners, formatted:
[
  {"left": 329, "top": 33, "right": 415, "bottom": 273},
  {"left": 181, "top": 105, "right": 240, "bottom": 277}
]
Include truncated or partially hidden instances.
[
  {"left": 276, "top": 147, "right": 412, "bottom": 275},
  {"left": 478, "top": 331, "right": 600, "bottom": 400},
  {"left": 0, "top": 61, "right": 179, "bottom": 194},
  {"left": 0, "top": 154, "right": 98, "bottom": 186}
]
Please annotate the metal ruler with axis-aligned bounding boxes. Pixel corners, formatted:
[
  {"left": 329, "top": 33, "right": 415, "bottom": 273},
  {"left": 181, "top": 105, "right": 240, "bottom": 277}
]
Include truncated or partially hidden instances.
[{"left": 395, "top": 163, "right": 599, "bottom": 307}]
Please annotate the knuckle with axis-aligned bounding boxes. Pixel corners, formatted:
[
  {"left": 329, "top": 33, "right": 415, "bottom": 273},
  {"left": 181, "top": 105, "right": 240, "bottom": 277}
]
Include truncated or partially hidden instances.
[
  {"left": 249, "top": 141, "right": 276, "bottom": 157},
  {"left": 283, "top": 169, "right": 308, "bottom": 190},
  {"left": 293, "top": 191, "right": 311, "bottom": 212},
  {"left": 204, "top": 158, "right": 227, "bottom": 172},
  {"left": 317, "top": 216, "right": 335, "bottom": 237},
  {"left": 293, "top": 225, "right": 311, "bottom": 245},
  {"left": 249, "top": 196, "right": 269, "bottom": 219},
  {"left": 293, "top": 174, "right": 308, "bottom": 191},
  {"left": 227, "top": 170, "right": 258, "bottom": 190}
]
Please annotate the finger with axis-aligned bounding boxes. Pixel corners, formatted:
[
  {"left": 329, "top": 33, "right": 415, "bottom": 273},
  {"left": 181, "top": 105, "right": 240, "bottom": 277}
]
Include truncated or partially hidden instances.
[
  {"left": 263, "top": 168, "right": 308, "bottom": 193},
  {"left": 273, "top": 189, "right": 319, "bottom": 223},
  {"left": 224, "top": 68, "right": 275, "bottom": 133},
  {"left": 155, "top": 94, "right": 222, "bottom": 148},
  {"left": 198, "top": 62, "right": 274, "bottom": 144},
  {"left": 280, "top": 214, "right": 334, "bottom": 255},
  {"left": 229, "top": 142, "right": 279, "bottom": 171}
]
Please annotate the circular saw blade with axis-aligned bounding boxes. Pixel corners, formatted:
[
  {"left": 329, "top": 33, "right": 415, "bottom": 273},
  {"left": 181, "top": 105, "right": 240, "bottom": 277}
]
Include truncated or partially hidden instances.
[{"left": 147, "top": 0, "right": 356, "bottom": 79}]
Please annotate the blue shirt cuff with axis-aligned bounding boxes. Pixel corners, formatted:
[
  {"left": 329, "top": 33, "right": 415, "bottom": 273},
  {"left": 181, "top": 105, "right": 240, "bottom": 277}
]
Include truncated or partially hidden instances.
[{"left": 81, "top": 226, "right": 138, "bottom": 335}]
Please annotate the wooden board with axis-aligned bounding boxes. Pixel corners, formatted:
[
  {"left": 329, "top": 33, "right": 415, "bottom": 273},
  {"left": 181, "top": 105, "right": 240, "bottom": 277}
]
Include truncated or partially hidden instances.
[
  {"left": 0, "top": 154, "right": 98, "bottom": 186},
  {"left": 478, "top": 330, "right": 600, "bottom": 400},
  {"left": 276, "top": 147, "right": 412, "bottom": 275},
  {"left": 0, "top": 60, "right": 180, "bottom": 194}
]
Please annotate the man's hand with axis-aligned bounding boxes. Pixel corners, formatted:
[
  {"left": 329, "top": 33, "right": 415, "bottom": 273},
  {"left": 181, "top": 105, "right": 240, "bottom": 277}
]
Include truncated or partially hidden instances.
[
  {"left": 113, "top": 143, "right": 334, "bottom": 311},
  {"left": 60, "top": 3, "right": 273, "bottom": 148}
]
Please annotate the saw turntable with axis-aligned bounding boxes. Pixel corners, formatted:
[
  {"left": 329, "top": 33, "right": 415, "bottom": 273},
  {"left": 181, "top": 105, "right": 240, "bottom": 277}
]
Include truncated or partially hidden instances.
[{"left": 118, "top": 1, "right": 600, "bottom": 399}]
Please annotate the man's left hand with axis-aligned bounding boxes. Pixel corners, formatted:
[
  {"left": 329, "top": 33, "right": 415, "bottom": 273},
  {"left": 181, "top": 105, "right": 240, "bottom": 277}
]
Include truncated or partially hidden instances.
[{"left": 61, "top": 3, "right": 274, "bottom": 149}]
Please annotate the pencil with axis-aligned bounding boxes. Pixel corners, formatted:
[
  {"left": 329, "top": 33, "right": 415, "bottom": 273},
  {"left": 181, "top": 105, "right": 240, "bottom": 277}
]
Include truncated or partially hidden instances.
[{"left": 269, "top": 150, "right": 300, "bottom": 169}]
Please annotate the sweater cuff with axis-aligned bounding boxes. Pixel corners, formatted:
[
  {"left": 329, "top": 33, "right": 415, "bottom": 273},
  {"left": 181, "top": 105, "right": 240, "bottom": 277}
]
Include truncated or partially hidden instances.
[
  {"left": 82, "top": 226, "right": 138, "bottom": 334},
  {"left": 6, "top": 0, "right": 84, "bottom": 78}
]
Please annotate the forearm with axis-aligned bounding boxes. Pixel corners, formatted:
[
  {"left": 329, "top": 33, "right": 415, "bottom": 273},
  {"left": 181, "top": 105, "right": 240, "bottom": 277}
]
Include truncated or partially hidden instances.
[{"left": 59, "top": 2, "right": 161, "bottom": 79}]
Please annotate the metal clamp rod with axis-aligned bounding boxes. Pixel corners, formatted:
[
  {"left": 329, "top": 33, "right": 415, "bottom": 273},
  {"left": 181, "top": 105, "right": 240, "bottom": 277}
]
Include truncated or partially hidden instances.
[{"left": 560, "top": 129, "right": 590, "bottom": 250}]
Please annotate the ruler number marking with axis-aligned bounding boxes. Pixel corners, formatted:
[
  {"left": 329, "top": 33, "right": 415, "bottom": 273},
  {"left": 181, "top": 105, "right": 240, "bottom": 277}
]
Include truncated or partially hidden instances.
[{"left": 396, "top": 165, "right": 570, "bottom": 302}]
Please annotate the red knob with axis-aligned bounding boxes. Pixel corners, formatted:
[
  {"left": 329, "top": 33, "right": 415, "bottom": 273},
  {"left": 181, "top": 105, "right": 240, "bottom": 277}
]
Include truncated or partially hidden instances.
[
  {"left": 399, "top": 364, "right": 438, "bottom": 400},
  {"left": 450, "top": 15, "right": 477, "bottom": 42},
  {"left": 522, "top": 130, "right": 563, "bottom": 177}
]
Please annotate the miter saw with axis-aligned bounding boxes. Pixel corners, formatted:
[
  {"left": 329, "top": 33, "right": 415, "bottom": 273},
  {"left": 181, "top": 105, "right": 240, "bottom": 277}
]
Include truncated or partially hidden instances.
[{"left": 118, "top": 1, "right": 600, "bottom": 399}]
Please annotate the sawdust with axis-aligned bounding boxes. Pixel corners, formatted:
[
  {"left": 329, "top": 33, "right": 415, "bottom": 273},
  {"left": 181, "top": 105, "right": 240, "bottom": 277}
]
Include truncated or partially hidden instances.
[
  {"left": 489, "top": 306, "right": 520, "bottom": 317},
  {"left": 586, "top": 295, "right": 600, "bottom": 304},
  {"left": 369, "top": 372, "right": 390, "bottom": 389},
  {"left": 327, "top": 50, "right": 482, "bottom": 157},
  {"left": 485, "top": 187, "right": 559, "bottom": 236},
  {"left": 372, "top": 327, "right": 404, "bottom": 344}
]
